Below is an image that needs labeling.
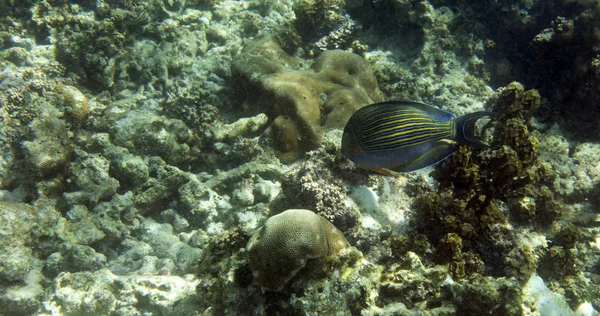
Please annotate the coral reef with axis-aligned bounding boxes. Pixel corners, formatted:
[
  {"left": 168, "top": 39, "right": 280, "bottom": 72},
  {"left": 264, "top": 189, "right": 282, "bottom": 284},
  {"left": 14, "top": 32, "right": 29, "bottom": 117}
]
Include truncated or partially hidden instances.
[
  {"left": 0, "top": 201, "right": 61, "bottom": 314},
  {"left": 246, "top": 209, "right": 348, "bottom": 291},
  {"left": 109, "top": 111, "right": 198, "bottom": 168},
  {"left": 293, "top": 0, "right": 346, "bottom": 41},
  {"left": 399, "top": 82, "right": 599, "bottom": 311},
  {"left": 430, "top": 0, "right": 600, "bottom": 138},
  {"left": 408, "top": 83, "right": 556, "bottom": 282},
  {"left": 280, "top": 146, "right": 363, "bottom": 231},
  {"left": 43, "top": 269, "right": 201, "bottom": 315},
  {"left": 232, "top": 36, "right": 382, "bottom": 162},
  {"left": 293, "top": 0, "right": 360, "bottom": 53},
  {"left": 348, "top": 0, "right": 493, "bottom": 111},
  {"left": 0, "top": 0, "right": 599, "bottom": 314}
]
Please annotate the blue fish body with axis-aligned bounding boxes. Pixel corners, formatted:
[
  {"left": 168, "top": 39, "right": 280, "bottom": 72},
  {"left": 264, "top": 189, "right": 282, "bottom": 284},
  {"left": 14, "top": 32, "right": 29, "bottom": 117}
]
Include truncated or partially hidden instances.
[{"left": 341, "top": 101, "right": 493, "bottom": 173}]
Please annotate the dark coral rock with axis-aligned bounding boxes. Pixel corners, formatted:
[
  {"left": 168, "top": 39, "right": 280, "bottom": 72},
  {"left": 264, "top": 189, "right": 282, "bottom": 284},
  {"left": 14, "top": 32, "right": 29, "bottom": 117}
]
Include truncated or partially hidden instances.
[
  {"left": 293, "top": 0, "right": 346, "bottom": 40},
  {"left": 430, "top": 0, "right": 600, "bottom": 139},
  {"left": 452, "top": 276, "right": 522, "bottom": 315},
  {"left": 410, "top": 82, "right": 565, "bottom": 283},
  {"left": 378, "top": 252, "right": 448, "bottom": 310}
]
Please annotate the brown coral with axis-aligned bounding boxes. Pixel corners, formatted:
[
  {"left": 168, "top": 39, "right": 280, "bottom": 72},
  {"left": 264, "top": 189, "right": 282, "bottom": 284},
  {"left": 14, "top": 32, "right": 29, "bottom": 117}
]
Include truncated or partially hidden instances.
[
  {"left": 407, "top": 82, "right": 566, "bottom": 285},
  {"left": 54, "top": 84, "right": 90, "bottom": 127},
  {"left": 246, "top": 209, "right": 348, "bottom": 292},
  {"left": 232, "top": 36, "right": 382, "bottom": 162}
]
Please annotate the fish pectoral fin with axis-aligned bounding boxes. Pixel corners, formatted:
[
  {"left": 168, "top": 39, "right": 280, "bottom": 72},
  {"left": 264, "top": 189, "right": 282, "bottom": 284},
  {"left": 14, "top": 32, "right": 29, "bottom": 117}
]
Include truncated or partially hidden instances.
[
  {"left": 388, "top": 142, "right": 457, "bottom": 172},
  {"left": 440, "top": 139, "right": 457, "bottom": 145}
]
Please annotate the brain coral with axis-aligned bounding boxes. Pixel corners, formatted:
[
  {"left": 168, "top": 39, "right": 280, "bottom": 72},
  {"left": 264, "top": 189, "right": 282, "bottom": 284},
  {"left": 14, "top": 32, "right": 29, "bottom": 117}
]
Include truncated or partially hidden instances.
[
  {"left": 246, "top": 209, "right": 348, "bottom": 292},
  {"left": 232, "top": 37, "right": 382, "bottom": 162}
]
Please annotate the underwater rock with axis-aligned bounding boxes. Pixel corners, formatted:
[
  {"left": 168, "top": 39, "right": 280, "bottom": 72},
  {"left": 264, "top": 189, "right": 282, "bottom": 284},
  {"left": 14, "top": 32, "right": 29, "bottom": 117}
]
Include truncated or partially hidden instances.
[
  {"left": 22, "top": 113, "right": 72, "bottom": 179},
  {"left": 22, "top": 137, "right": 69, "bottom": 179},
  {"left": 451, "top": 275, "right": 522, "bottom": 314},
  {"left": 204, "top": 159, "right": 285, "bottom": 190},
  {"left": 293, "top": 0, "right": 346, "bottom": 40},
  {"left": 0, "top": 201, "right": 60, "bottom": 313},
  {"left": 210, "top": 113, "right": 268, "bottom": 142},
  {"left": 178, "top": 177, "right": 231, "bottom": 228},
  {"left": 0, "top": 259, "right": 45, "bottom": 315},
  {"left": 160, "top": 208, "right": 190, "bottom": 233},
  {"left": 0, "top": 39, "right": 73, "bottom": 195},
  {"left": 42, "top": 269, "right": 200, "bottom": 315},
  {"left": 0, "top": 245, "right": 34, "bottom": 283},
  {"left": 232, "top": 36, "right": 381, "bottom": 162},
  {"left": 132, "top": 157, "right": 192, "bottom": 215},
  {"left": 54, "top": 84, "right": 90, "bottom": 127},
  {"left": 38, "top": 1, "right": 150, "bottom": 91},
  {"left": 293, "top": 0, "right": 359, "bottom": 53},
  {"left": 45, "top": 243, "right": 107, "bottom": 275},
  {"left": 231, "top": 179, "right": 255, "bottom": 206},
  {"left": 110, "top": 111, "right": 196, "bottom": 168},
  {"left": 246, "top": 209, "right": 348, "bottom": 292},
  {"left": 379, "top": 251, "right": 451, "bottom": 310},
  {"left": 19, "top": 112, "right": 73, "bottom": 199},
  {"left": 348, "top": 0, "right": 493, "bottom": 108},
  {"left": 58, "top": 218, "right": 106, "bottom": 246},
  {"left": 63, "top": 149, "right": 120, "bottom": 207},
  {"left": 133, "top": 218, "right": 202, "bottom": 273},
  {"left": 86, "top": 133, "right": 149, "bottom": 189},
  {"left": 106, "top": 238, "right": 154, "bottom": 275},
  {"left": 286, "top": 246, "right": 381, "bottom": 314},
  {"left": 193, "top": 228, "right": 254, "bottom": 313},
  {"left": 570, "top": 142, "right": 600, "bottom": 197},
  {"left": 0, "top": 202, "right": 57, "bottom": 282}
]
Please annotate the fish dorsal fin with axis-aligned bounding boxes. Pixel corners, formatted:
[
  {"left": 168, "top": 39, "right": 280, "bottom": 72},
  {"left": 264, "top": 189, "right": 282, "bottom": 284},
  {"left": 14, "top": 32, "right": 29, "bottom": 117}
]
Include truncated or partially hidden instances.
[{"left": 387, "top": 100, "right": 455, "bottom": 120}]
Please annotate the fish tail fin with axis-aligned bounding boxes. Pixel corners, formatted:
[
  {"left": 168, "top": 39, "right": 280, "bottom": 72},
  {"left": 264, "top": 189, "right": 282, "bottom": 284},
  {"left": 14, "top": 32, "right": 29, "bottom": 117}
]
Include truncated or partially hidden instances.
[{"left": 454, "top": 111, "right": 495, "bottom": 148}]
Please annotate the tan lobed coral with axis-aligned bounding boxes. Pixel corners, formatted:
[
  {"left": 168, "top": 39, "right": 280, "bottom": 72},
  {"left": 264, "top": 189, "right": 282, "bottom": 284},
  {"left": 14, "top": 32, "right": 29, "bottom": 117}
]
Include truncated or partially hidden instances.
[
  {"left": 232, "top": 36, "right": 382, "bottom": 163},
  {"left": 246, "top": 209, "right": 348, "bottom": 292}
]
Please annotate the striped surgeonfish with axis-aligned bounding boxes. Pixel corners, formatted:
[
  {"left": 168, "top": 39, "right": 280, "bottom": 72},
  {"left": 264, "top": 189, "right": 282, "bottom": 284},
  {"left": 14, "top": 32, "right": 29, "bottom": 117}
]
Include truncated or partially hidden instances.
[{"left": 341, "top": 101, "right": 493, "bottom": 174}]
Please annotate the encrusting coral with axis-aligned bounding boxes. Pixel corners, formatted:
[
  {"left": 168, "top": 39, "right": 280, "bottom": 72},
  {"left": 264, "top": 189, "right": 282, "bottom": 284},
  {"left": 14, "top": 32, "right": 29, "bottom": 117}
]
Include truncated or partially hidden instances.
[
  {"left": 246, "top": 209, "right": 348, "bottom": 292},
  {"left": 232, "top": 36, "right": 382, "bottom": 162}
]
